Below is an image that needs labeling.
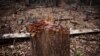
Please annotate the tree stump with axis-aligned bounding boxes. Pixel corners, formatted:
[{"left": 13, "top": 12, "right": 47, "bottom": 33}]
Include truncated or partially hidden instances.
[{"left": 27, "top": 19, "right": 70, "bottom": 56}]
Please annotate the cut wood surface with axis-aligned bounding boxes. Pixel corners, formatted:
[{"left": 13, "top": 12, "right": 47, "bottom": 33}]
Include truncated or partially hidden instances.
[{"left": 1, "top": 29, "right": 100, "bottom": 39}]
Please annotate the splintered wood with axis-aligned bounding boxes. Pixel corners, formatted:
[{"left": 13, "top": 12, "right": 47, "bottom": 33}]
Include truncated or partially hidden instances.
[{"left": 27, "top": 17, "right": 70, "bottom": 56}]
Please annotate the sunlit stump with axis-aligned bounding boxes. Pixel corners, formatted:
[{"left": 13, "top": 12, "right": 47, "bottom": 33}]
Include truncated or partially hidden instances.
[{"left": 27, "top": 19, "right": 70, "bottom": 56}]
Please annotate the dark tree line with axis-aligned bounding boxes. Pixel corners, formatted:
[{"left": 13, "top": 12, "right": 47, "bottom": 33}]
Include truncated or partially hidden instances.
[{"left": 0, "top": 0, "right": 100, "bottom": 8}]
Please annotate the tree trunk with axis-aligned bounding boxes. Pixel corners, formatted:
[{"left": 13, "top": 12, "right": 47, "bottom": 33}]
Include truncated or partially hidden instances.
[{"left": 30, "top": 26, "right": 70, "bottom": 56}]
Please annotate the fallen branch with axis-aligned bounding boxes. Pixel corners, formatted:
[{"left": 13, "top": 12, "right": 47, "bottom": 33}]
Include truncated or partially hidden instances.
[{"left": 55, "top": 18, "right": 72, "bottom": 21}]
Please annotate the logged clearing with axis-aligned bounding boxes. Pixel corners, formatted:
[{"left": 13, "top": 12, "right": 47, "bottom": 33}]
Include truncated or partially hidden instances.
[{"left": 0, "top": 0, "right": 100, "bottom": 56}]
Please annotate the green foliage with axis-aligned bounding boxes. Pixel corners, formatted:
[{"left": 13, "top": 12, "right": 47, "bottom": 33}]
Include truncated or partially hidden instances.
[{"left": 75, "top": 50, "right": 83, "bottom": 56}]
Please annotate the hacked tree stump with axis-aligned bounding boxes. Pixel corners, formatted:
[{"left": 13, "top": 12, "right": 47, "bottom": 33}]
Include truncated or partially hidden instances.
[{"left": 27, "top": 19, "right": 70, "bottom": 56}]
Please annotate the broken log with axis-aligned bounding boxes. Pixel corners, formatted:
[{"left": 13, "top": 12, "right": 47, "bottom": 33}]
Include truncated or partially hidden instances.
[
  {"left": 1, "top": 33, "right": 30, "bottom": 39},
  {"left": 70, "top": 28, "right": 100, "bottom": 35},
  {"left": 1, "top": 29, "right": 100, "bottom": 39}
]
